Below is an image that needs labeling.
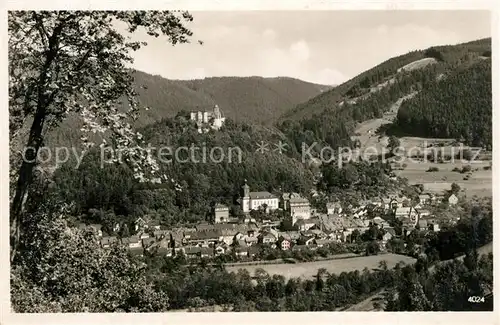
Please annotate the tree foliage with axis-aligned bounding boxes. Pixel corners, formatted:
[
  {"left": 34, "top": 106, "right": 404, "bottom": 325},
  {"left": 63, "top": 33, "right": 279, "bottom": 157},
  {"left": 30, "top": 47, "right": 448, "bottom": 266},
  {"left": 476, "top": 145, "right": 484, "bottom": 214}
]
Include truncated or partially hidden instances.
[
  {"left": 394, "top": 60, "right": 491, "bottom": 147},
  {"left": 11, "top": 210, "right": 168, "bottom": 312},
  {"left": 9, "top": 10, "right": 195, "bottom": 260}
]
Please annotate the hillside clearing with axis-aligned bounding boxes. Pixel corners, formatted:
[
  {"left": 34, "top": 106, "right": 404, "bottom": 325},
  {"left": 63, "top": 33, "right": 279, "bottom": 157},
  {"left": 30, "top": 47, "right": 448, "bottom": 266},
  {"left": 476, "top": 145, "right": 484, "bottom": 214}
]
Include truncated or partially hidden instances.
[{"left": 397, "top": 57, "right": 437, "bottom": 72}]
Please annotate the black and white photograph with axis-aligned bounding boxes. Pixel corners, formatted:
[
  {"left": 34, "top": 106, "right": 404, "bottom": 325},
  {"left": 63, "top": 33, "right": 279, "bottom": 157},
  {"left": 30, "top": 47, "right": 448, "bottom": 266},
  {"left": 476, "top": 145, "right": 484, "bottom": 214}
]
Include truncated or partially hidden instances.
[{"left": 3, "top": 4, "right": 496, "bottom": 321}]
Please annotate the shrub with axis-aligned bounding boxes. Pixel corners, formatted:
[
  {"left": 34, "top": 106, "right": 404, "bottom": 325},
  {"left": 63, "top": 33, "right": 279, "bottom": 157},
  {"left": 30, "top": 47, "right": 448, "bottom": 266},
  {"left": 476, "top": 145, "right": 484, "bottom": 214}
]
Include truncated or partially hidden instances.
[{"left": 461, "top": 165, "right": 472, "bottom": 173}]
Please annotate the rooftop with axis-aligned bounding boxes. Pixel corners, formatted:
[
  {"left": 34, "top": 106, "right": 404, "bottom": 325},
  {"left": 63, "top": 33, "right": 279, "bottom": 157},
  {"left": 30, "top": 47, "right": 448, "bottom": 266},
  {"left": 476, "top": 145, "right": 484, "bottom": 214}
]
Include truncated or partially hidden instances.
[
  {"left": 395, "top": 207, "right": 413, "bottom": 214},
  {"left": 100, "top": 236, "right": 118, "bottom": 245},
  {"left": 289, "top": 196, "right": 310, "bottom": 204},
  {"left": 215, "top": 203, "right": 229, "bottom": 209},
  {"left": 249, "top": 191, "right": 277, "bottom": 199},
  {"left": 188, "top": 230, "right": 222, "bottom": 240},
  {"left": 121, "top": 236, "right": 140, "bottom": 244}
]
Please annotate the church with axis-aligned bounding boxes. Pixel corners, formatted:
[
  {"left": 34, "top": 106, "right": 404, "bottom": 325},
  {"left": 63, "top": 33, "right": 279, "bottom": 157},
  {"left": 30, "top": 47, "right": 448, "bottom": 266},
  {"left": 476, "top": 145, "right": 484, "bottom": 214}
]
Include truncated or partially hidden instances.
[{"left": 240, "top": 180, "right": 279, "bottom": 213}]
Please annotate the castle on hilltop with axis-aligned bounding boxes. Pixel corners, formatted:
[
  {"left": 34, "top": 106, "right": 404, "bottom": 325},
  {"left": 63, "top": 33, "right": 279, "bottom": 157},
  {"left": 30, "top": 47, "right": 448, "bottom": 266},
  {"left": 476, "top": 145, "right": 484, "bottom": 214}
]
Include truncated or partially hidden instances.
[{"left": 190, "top": 105, "right": 226, "bottom": 133}]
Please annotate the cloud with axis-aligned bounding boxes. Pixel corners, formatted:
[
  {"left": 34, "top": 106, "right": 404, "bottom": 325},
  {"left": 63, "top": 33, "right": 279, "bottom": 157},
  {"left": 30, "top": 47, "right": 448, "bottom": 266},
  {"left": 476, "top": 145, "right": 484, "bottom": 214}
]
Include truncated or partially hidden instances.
[{"left": 289, "top": 40, "right": 310, "bottom": 62}]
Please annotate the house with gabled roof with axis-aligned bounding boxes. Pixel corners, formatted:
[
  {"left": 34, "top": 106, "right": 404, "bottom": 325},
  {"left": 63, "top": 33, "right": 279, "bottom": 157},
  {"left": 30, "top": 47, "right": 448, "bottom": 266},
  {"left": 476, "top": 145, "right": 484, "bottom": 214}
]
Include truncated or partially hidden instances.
[
  {"left": 184, "top": 246, "right": 214, "bottom": 259},
  {"left": 244, "top": 235, "right": 258, "bottom": 246},
  {"left": 142, "top": 237, "right": 156, "bottom": 249},
  {"left": 325, "top": 230, "right": 343, "bottom": 242},
  {"left": 418, "top": 193, "right": 433, "bottom": 205},
  {"left": 447, "top": 194, "right": 459, "bottom": 205},
  {"left": 297, "top": 235, "right": 315, "bottom": 246},
  {"left": 295, "top": 217, "right": 319, "bottom": 231},
  {"left": 122, "top": 235, "right": 141, "bottom": 247},
  {"left": 100, "top": 236, "right": 118, "bottom": 248},
  {"left": 258, "top": 232, "right": 276, "bottom": 244},
  {"left": 384, "top": 227, "right": 396, "bottom": 237},
  {"left": 147, "top": 220, "right": 161, "bottom": 230},
  {"left": 153, "top": 229, "right": 170, "bottom": 240},
  {"left": 394, "top": 207, "right": 419, "bottom": 220},
  {"left": 134, "top": 217, "right": 147, "bottom": 232},
  {"left": 371, "top": 216, "right": 389, "bottom": 228},
  {"left": 153, "top": 237, "right": 172, "bottom": 255},
  {"left": 277, "top": 237, "right": 291, "bottom": 250},
  {"left": 184, "top": 230, "right": 222, "bottom": 247},
  {"left": 121, "top": 236, "right": 143, "bottom": 256},
  {"left": 326, "top": 201, "right": 342, "bottom": 215}
]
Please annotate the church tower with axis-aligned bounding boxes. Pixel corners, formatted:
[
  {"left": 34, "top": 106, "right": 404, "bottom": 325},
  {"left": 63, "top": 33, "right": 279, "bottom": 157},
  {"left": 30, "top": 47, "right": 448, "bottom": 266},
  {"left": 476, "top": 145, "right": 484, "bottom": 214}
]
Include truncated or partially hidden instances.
[{"left": 242, "top": 180, "right": 250, "bottom": 213}]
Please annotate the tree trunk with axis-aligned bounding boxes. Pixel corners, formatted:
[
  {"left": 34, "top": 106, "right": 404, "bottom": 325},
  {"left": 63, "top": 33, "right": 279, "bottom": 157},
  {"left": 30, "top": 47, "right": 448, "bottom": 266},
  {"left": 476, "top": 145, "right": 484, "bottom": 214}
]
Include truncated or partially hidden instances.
[
  {"left": 10, "top": 18, "right": 61, "bottom": 263},
  {"left": 10, "top": 108, "right": 46, "bottom": 262}
]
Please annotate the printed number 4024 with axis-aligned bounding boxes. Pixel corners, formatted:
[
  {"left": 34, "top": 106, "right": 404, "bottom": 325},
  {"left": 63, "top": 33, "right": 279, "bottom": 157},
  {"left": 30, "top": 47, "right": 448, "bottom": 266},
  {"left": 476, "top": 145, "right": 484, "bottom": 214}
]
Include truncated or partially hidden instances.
[{"left": 468, "top": 296, "right": 485, "bottom": 303}]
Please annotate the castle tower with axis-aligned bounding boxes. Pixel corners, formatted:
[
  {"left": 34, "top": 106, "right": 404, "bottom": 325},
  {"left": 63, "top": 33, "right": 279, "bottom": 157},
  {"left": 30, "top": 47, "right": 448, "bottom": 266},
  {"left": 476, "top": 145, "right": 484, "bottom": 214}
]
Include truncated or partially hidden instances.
[
  {"left": 213, "top": 105, "right": 221, "bottom": 120},
  {"left": 242, "top": 180, "right": 250, "bottom": 213}
]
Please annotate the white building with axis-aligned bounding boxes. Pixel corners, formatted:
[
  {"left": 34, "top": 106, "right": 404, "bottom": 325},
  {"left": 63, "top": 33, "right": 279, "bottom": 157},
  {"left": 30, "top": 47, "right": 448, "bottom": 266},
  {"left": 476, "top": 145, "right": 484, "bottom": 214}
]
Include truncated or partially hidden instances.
[
  {"left": 190, "top": 105, "right": 226, "bottom": 133},
  {"left": 394, "top": 207, "right": 419, "bottom": 221},
  {"left": 447, "top": 194, "right": 459, "bottom": 205},
  {"left": 214, "top": 203, "right": 230, "bottom": 224},
  {"left": 287, "top": 194, "right": 311, "bottom": 225},
  {"left": 241, "top": 180, "right": 279, "bottom": 213}
]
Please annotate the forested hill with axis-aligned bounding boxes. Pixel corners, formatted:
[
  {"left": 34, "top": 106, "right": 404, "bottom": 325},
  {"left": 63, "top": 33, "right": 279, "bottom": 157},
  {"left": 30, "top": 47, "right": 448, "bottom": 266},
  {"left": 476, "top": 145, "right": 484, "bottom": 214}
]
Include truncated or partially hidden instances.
[
  {"left": 278, "top": 38, "right": 491, "bottom": 152},
  {"left": 393, "top": 58, "right": 491, "bottom": 148},
  {"left": 45, "top": 73, "right": 330, "bottom": 148},
  {"left": 132, "top": 72, "right": 331, "bottom": 127}
]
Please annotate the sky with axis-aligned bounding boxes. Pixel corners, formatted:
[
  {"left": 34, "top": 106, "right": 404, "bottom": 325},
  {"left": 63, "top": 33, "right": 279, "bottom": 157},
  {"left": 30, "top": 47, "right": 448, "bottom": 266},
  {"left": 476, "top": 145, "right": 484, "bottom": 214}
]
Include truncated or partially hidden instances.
[{"left": 126, "top": 11, "right": 491, "bottom": 86}]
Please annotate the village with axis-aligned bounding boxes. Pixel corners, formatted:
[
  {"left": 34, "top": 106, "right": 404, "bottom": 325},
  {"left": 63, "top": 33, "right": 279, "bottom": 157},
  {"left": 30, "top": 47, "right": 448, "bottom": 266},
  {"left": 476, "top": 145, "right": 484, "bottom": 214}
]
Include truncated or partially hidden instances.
[{"left": 79, "top": 179, "right": 460, "bottom": 262}]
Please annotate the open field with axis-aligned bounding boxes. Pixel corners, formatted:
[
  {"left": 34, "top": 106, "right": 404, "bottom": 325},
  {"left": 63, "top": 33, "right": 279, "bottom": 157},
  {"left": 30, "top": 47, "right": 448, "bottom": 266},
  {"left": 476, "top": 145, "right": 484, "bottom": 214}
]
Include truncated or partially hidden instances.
[
  {"left": 353, "top": 109, "right": 491, "bottom": 198},
  {"left": 394, "top": 161, "right": 492, "bottom": 197},
  {"left": 226, "top": 253, "right": 416, "bottom": 280},
  {"left": 220, "top": 252, "right": 358, "bottom": 268}
]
